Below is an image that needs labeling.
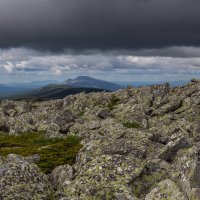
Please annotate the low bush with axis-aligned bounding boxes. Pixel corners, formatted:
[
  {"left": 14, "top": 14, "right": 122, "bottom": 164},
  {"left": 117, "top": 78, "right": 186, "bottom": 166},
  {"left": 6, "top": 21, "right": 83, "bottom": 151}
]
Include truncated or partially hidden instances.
[
  {"left": 0, "top": 132, "right": 82, "bottom": 174},
  {"left": 123, "top": 121, "right": 140, "bottom": 128},
  {"left": 107, "top": 95, "right": 120, "bottom": 111}
]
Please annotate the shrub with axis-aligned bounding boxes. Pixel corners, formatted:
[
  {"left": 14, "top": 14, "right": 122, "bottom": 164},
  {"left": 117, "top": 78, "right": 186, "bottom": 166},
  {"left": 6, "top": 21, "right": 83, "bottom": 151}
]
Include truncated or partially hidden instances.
[
  {"left": 107, "top": 95, "right": 120, "bottom": 111},
  {"left": 123, "top": 121, "right": 140, "bottom": 128},
  {"left": 0, "top": 132, "right": 82, "bottom": 174},
  {"left": 78, "top": 111, "right": 85, "bottom": 116}
]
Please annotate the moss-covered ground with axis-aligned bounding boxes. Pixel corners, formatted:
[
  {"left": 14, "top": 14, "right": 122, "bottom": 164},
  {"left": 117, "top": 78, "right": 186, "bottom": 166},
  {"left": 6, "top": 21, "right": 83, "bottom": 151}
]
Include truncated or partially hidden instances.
[
  {"left": 123, "top": 121, "right": 140, "bottom": 128},
  {"left": 0, "top": 132, "right": 82, "bottom": 174}
]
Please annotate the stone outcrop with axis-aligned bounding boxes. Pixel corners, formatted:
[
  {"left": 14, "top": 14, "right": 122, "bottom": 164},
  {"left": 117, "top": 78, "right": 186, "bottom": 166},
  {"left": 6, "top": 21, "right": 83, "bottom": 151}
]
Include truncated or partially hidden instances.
[{"left": 0, "top": 154, "right": 51, "bottom": 200}]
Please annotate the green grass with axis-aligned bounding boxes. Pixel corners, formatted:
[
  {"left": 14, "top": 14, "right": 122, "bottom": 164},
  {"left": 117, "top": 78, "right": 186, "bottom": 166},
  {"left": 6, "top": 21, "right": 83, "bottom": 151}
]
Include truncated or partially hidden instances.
[
  {"left": 107, "top": 95, "right": 120, "bottom": 111},
  {"left": 122, "top": 121, "right": 140, "bottom": 128},
  {"left": 0, "top": 132, "right": 82, "bottom": 174}
]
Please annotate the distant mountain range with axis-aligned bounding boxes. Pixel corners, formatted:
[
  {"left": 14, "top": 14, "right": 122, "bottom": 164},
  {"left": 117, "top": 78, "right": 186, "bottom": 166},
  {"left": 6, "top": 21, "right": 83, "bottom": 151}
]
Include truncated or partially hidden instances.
[
  {"left": 0, "top": 76, "right": 121, "bottom": 100},
  {"left": 8, "top": 84, "right": 108, "bottom": 100},
  {"left": 0, "top": 76, "right": 190, "bottom": 100},
  {"left": 115, "top": 80, "right": 189, "bottom": 87},
  {"left": 7, "top": 80, "right": 60, "bottom": 88},
  {"left": 63, "top": 76, "right": 122, "bottom": 91},
  {"left": 0, "top": 84, "right": 30, "bottom": 96},
  {"left": 0, "top": 80, "right": 61, "bottom": 98}
]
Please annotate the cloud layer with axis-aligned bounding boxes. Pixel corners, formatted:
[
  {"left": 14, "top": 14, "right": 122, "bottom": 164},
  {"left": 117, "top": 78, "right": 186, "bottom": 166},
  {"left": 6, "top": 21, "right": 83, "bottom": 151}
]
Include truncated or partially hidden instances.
[
  {"left": 0, "top": 1, "right": 200, "bottom": 82},
  {"left": 1, "top": 47, "right": 200, "bottom": 83},
  {"left": 0, "top": 0, "right": 200, "bottom": 50}
]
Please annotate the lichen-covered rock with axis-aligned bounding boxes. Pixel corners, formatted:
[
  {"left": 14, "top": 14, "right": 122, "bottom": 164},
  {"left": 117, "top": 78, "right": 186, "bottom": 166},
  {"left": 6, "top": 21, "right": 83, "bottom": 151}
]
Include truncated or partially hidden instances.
[
  {"left": 0, "top": 154, "right": 51, "bottom": 200},
  {"left": 158, "top": 135, "right": 189, "bottom": 162},
  {"left": 131, "top": 159, "right": 170, "bottom": 198},
  {"left": 97, "top": 109, "right": 110, "bottom": 119},
  {"left": 145, "top": 179, "right": 187, "bottom": 200},
  {"left": 51, "top": 164, "right": 73, "bottom": 191},
  {"left": 24, "top": 154, "right": 40, "bottom": 164},
  {"left": 59, "top": 154, "right": 141, "bottom": 199},
  {"left": 172, "top": 146, "right": 200, "bottom": 199}
]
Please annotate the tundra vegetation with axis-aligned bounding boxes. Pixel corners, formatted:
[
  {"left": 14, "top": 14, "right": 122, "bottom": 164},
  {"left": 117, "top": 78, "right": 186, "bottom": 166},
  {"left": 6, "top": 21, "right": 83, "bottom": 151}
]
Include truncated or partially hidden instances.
[{"left": 0, "top": 132, "right": 82, "bottom": 174}]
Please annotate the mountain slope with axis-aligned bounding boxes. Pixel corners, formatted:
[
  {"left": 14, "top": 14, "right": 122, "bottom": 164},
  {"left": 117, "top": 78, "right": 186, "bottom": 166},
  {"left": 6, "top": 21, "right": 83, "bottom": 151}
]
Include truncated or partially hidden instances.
[
  {"left": 0, "top": 84, "right": 31, "bottom": 97},
  {"left": 0, "top": 80, "right": 61, "bottom": 98},
  {"left": 6, "top": 84, "right": 109, "bottom": 100},
  {"left": 7, "top": 80, "right": 60, "bottom": 88},
  {"left": 64, "top": 76, "right": 122, "bottom": 91}
]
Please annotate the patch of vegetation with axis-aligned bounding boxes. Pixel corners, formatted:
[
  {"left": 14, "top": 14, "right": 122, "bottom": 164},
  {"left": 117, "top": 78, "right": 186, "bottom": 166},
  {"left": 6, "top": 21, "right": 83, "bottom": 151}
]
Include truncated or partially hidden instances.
[
  {"left": 0, "top": 132, "right": 82, "bottom": 174},
  {"left": 78, "top": 111, "right": 85, "bottom": 116},
  {"left": 107, "top": 95, "right": 120, "bottom": 111},
  {"left": 123, "top": 121, "right": 140, "bottom": 128}
]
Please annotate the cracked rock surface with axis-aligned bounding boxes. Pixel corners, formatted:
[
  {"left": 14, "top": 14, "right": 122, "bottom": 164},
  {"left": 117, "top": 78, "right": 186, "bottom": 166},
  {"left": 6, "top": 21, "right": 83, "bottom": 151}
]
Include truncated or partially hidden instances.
[{"left": 1, "top": 80, "right": 200, "bottom": 199}]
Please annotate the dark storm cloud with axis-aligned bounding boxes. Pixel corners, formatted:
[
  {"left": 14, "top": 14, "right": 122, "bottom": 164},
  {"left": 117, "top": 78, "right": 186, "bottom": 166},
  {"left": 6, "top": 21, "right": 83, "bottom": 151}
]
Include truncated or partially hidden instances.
[{"left": 0, "top": 0, "right": 200, "bottom": 50}]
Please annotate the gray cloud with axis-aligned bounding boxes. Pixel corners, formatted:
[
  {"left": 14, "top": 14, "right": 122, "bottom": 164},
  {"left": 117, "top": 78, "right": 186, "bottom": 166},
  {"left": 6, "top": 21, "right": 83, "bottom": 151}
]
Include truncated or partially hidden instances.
[
  {"left": 1, "top": 47, "right": 200, "bottom": 83},
  {"left": 0, "top": 0, "right": 200, "bottom": 50}
]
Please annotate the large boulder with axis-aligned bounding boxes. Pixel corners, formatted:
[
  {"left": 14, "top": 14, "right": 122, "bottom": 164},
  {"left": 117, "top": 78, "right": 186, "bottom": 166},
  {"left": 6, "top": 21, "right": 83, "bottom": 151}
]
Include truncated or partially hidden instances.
[
  {"left": 0, "top": 154, "right": 51, "bottom": 200},
  {"left": 145, "top": 179, "right": 187, "bottom": 200}
]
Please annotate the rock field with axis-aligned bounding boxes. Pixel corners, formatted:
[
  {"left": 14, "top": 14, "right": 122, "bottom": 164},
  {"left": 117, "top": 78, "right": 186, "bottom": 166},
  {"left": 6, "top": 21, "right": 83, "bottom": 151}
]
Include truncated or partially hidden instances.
[{"left": 1, "top": 80, "right": 200, "bottom": 199}]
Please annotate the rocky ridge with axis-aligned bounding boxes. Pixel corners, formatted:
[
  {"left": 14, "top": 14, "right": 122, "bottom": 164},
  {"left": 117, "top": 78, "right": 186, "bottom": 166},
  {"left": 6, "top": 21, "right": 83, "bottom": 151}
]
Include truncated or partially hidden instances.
[{"left": 1, "top": 80, "right": 200, "bottom": 199}]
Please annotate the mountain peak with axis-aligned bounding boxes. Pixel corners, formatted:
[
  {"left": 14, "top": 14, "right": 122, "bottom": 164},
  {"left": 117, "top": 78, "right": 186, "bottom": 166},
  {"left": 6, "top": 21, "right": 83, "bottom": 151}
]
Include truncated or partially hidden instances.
[
  {"left": 64, "top": 76, "right": 122, "bottom": 91},
  {"left": 76, "top": 76, "right": 93, "bottom": 79}
]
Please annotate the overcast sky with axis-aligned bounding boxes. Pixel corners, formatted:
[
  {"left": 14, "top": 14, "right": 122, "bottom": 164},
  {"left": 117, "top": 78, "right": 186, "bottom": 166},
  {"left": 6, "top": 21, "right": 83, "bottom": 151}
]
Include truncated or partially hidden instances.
[{"left": 0, "top": 0, "right": 200, "bottom": 83}]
